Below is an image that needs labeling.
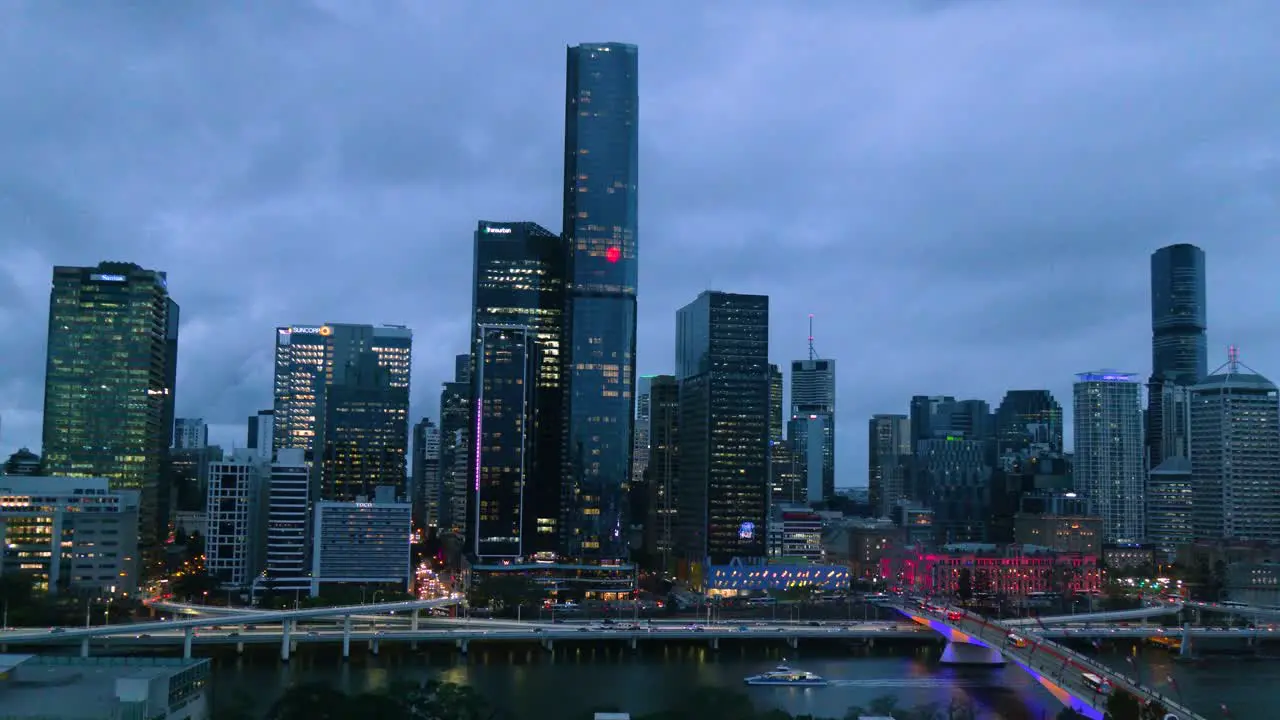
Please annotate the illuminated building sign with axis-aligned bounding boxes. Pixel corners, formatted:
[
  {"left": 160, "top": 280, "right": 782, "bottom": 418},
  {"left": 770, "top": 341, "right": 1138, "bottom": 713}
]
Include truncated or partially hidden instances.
[
  {"left": 283, "top": 326, "right": 332, "bottom": 336},
  {"left": 484, "top": 226, "right": 513, "bottom": 234},
  {"left": 1077, "top": 372, "right": 1136, "bottom": 383},
  {"left": 738, "top": 521, "right": 756, "bottom": 540},
  {"left": 90, "top": 274, "right": 126, "bottom": 282}
]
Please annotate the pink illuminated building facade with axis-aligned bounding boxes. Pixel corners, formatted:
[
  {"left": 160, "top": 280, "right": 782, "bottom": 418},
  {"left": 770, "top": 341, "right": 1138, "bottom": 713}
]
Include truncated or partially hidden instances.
[{"left": 880, "top": 542, "right": 1100, "bottom": 597}]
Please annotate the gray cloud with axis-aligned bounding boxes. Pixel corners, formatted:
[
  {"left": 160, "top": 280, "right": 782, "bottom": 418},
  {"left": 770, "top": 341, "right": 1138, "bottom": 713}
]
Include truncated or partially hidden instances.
[{"left": 1, "top": 2, "right": 1278, "bottom": 485}]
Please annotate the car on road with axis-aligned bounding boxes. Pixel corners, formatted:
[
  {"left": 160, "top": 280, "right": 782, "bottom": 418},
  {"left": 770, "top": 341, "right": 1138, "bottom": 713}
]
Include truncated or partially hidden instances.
[{"left": 947, "top": 611, "right": 963, "bottom": 621}]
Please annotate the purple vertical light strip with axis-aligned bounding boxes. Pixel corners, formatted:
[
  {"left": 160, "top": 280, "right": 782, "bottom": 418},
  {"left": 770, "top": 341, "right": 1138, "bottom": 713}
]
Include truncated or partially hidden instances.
[{"left": 474, "top": 397, "right": 483, "bottom": 492}]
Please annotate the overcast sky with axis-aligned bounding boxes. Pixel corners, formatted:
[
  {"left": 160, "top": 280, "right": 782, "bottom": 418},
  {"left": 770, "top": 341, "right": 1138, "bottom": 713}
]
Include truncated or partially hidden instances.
[{"left": 2, "top": 2, "right": 1278, "bottom": 486}]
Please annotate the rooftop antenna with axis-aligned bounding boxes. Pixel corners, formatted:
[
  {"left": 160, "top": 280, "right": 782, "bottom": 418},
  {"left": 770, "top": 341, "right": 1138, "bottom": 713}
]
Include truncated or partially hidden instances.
[
  {"left": 808, "top": 314, "right": 818, "bottom": 361},
  {"left": 1228, "top": 345, "right": 1239, "bottom": 373}
]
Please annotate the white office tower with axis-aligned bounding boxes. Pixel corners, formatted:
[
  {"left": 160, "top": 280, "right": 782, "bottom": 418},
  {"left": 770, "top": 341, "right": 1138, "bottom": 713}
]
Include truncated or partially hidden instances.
[
  {"left": 204, "top": 450, "right": 269, "bottom": 590},
  {"left": 173, "top": 418, "right": 209, "bottom": 450},
  {"left": 1072, "top": 371, "right": 1144, "bottom": 543},
  {"left": 311, "top": 500, "right": 412, "bottom": 596},
  {"left": 0, "top": 477, "right": 139, "bottom": 596},
  {"left": 1189, "top": 348, "right": 1280, "bottom": 542},
  {"left": 264, "top": 448, "right": 310, "bottom": 593},
  {"left": 632, "top": 375, "right": 654, "bottom": 487}
]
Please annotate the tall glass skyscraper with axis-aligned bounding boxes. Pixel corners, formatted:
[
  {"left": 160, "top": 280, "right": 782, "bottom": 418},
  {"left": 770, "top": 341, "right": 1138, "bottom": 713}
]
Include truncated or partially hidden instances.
[
  {"left": 468, "top": 220, "right": 567, "bottom": 558},
  {"left": 1147, "top": 244, "right": 1207, "bottom": 469},
  {"left": 1073, "top": 371, "right": 1145, "bottom": 543},
  {"left": 42, "top": 262, "right": 178, "bottom": 551},
  {"left": 561, "top": 42, "right": 640, "bottom": 560}
]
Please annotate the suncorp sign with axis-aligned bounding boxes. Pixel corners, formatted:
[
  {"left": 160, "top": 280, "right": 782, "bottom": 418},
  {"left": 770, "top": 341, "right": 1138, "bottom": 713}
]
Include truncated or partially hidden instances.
[
  {"left": 281, "top": 326, "right": 332, "bottom": 336},
  {"left": 484, "top": 226, "right": 513, "bottom": 234}
]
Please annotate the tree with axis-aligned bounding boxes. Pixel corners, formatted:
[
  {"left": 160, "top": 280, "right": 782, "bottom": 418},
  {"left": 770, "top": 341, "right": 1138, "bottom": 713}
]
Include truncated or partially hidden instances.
[
  {"left": 956, "top": 568, "right": 973, "bottom": 604},
  {"left": 1102, "top": 689, "right": 1143, "bottom": 720},
  {"left": 468, "top": 575, "right": 544, "bottom": 612},
  {"left": 266, "top": 683, "right": 355, "bottom": 720},
  {"left": 171, "top": 570, "right": 220, "bottom": 601}
]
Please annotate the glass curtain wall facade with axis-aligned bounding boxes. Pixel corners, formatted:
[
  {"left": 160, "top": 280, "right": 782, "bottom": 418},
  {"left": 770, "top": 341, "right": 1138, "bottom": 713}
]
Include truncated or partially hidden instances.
[
  {"left": 1147, "top": 244, "right": 1207, "bottom": 469},
  {"left": 675, "top": 291, "right": 770, "bottom": 566},
  {"left": 315, "top": 351, "right": 409, "bottom": 502},
  {"left": 470, "top": 326, "right": 535, "bottom": 558},
  {"left": 561, "top": 42, "right": 640, "bottom": 561},
  {"left": 469, "top": 221, "right": 567, "bottom": 558},
  {"left": 42, "top": 262, "right": 176, "bottom": 551}
]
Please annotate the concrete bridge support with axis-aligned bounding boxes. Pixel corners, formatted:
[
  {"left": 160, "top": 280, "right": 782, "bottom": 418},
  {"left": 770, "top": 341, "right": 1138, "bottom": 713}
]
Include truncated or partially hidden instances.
[
  {"left": 281, "top": 620, "right": 294, "bottom": 662},
  {"left": 342, "top": 617, "right": 352, "bottom": 660},
  {"left": 540, "top": 638, "right": 554, "bottom": 652},
  {"left": 456, "top": 639, "right": 469, "bottom": 655},
  {"left": 939, "top": 641, "right": 1005, "bottom": 666},
  {"left": 80, "top": 637, "right": 89, "bottom": 658},
  {"left": 629, "top": 636, "right": 637, "bottom": 652},
  {"left": 371, "top": 638, "right": 380, "bottom": 656},
  {"left": 183, "top": 627, "right": 194, "bottom": 660},
  {"left": 786, "top": 636, "right": 798, "bottom": 650},
  {"left": 410, "top": 609, "right": 420, "bottom": 650},
  {"left": 236, "top": 641, "right": 244, "bottom": 655},
  {"left": 709, "top": 637, "right": 719, "bottom": 651},
  {"left": 1180, "top": 623, "right": 1193, "bottom": 659}
]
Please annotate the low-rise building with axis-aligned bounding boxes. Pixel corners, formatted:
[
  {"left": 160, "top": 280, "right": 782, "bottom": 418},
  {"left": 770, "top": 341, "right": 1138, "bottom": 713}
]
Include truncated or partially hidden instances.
[
  {"left": 1013, "top": 493, "right": 1101, "bottom": 556},
  {"left": 463, "top": 561, "right": 637, "bottom": 601},
  {"left": 1102, "top": 543, "right": 1157, "bottom": 574},
  {"left": 823, "top": 519, "right": 902, "bottom": 582},
  {"left": 0, "top": 654, "right": 209, "bottom": 720},
  {"left": 1224, "top": 562, "right": 1280, "bottom": 607},
  {"left": 880, "top": 543, "right": 1099, "bottom": 597},
  {"left": 704, "top": 556, "right": 850, "bottom": 595},
  {"left": 0, "top": 477, "right": 139, "bottom": 596},
  {"left": 766, "top": 505, "right": 823, "bottom": 562}
]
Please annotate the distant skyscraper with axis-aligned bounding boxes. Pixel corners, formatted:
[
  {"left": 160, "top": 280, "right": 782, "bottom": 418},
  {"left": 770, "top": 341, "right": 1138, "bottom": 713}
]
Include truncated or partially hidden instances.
[
  {"left": 411, "top": 418, "right": 441, "bottom": 528},
  {"left": 3, "top": 448, "right": 42, "bottom": 476},
  {"left": 1188, "top": 349, "right": 1280, "bottom": 543},
  {"left": 437, "top": 368, "right": 470, "bottom": 535},
  {"left": 272, "top": 323, "right": 412, "bottom": 456},
  {"left": 41, "top": 261, "right": 178, "bottom": 550},
  {"left": 1072, "top": 371, "right": 1144, "bottom": 543},
  {"left": 768, "top": 364, "right": 784, "bottom": 444},
  {"left": 174, "top": 418, "right": 208, "bottom": 450},
  {"left": 1147, "top": 244, "right": 1207, "bottom": 470},
  {"left": 246, "top": 409, "right": 274, "bottom": 459},
  {"left": 469, "top": 220, "right": 567, "bottom": 558},
  {"left": 868, "top": 414, "right": 910, "bottom": 517},
  {"left": 204, "top": 449, "right": 269, "bottom": 589},
  {"left": 264, "top": 448, "right": 310, "bottom": 593},
  {"left": 562, "top": 42, "right": 640, "bottom": 561},
  {"left": 315, "top": 350, "right": 409, "bottom": 502},
  {"left": 994, "top": 390, "right": 1064, "bottom": 455},
  {"left": 632, "top": 376, "right": 654, "bottom": 489},
  {"left": 675, "top": 291, "right": 770, "bottom": 565},
  {"left": 643, "top": 375, "right": 679, "bottom": 570},
  {"left": 789, "top": 358, "right": 835, "bottom": 503},
  {"left": 162, "top": 298, "right": 180, "bottom": 451}
]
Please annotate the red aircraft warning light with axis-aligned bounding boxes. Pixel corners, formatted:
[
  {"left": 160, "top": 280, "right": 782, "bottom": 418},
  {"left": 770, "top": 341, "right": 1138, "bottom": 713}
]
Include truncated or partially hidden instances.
[{"left": 605, "top": 247, "right": 621, "bottom": 263}]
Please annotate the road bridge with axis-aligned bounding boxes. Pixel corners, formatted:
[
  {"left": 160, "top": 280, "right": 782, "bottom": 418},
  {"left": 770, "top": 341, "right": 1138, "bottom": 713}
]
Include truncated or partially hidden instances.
[
  {"left": 883, "top": 601, "right": 1207, "bottom": 720},
  {"left": 1003, "top": 602, "right": 1183, "bottom": 626},
  {"left": 0, "top": 620, "right": 926, "bottom": 659},
  {"left": 1184, "top": 600, "right": 1280, "bottom": 621}
]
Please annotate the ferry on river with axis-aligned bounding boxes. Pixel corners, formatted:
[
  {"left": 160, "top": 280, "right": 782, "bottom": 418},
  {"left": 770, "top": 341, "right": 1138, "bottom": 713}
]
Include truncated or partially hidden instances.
[{"left": 744, "top": 662, "right": 829, "bottom": 687}]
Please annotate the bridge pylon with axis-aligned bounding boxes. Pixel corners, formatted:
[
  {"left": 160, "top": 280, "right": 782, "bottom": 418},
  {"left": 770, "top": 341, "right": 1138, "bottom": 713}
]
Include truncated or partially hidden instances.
[{"left": 939, "top": 640, "right": 1006, "bottom": 666}]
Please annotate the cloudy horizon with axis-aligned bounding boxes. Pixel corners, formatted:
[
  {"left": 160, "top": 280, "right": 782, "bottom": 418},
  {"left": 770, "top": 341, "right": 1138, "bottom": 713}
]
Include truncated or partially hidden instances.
[{"left": 2, "top": 2, "right": 1279, "bottom": 485}]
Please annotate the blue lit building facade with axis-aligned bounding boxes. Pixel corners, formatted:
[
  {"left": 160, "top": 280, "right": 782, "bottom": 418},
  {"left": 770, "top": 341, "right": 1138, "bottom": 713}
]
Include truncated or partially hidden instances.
[
  {"left": 561, "top": 42, "right": 640, "bottom": 561},
  {"left": 705, "top": 557, "right": 851, "bottom": 595}
]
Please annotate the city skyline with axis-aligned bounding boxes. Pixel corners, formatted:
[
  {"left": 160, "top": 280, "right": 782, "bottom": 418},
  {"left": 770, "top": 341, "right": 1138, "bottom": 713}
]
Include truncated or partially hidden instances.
[{"left": 3, "top": 4, "right": 1280, "bottom": 486}]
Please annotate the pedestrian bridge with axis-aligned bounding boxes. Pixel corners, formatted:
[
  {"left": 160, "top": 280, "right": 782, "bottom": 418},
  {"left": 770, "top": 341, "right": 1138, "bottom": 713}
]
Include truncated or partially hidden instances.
[
  {"left": 1003, "top": 602, "right": 1184, "bottom": 626},
  {"left": 883, "top": 601, "right": 1207, "bottom": 720}
]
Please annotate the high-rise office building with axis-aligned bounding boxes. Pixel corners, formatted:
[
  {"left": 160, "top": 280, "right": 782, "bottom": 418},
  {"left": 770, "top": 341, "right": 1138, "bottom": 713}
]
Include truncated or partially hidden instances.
[
  {"left": 174, "top": 418, "right": 208, "bottom": 450},
  {"left": 643, "top": 375, "right": 679, "bottom": 570},
  {"left": 1188, "top": 349, "right": 1280, "bottom": 543},
  {"left": 264, "top": 448, "right": 310, "bottom": 593},
  {"left": 1147, "top": 244, "right": 1207, "bottom": 470},
  {"left": 272, "top": 323, "right": 412, "bottom": 455},
  {"left": 411, "top": 418, "right": 441, "bottom": 528},
  {"left": 1072, "top": 371, "right": 1144, "bottom": 543},
  {"left": 868, "top": 414, "right": 910, "bottom": 517},
  {"left": 917, "top": 436, "right": 993, "bottom": 543},
  {"left": 562, "top": 42, "right": 640, "bottom": 561},
  {"left": 469, "top": 220, "right": 567, "bottom": 558},
  {"left": 315, "top": 350, "right": 409, "bottom": 502},
  {"left": 204, "top": 450, "right": 269, "bottom": 590},
  {"left": 42, "top": 262, "right": 178, "bottom": 551},
  {"left": 768, "top": 364, "right": 784, "bottom": 444},
  {"left": 162, "top": 299, "right": 180, "bottom": 450},
  {"left": 675, "top": 291, "right": 770, "bottom": 566},
  {"left": 470, "top": 326, "right": 535, "bottom": 558}
]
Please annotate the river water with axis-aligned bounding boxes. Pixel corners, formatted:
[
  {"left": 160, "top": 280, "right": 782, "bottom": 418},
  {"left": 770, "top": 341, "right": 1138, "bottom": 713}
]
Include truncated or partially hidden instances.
[{"left": 209, "top": 643, "right": 1266, "bottom": 719}]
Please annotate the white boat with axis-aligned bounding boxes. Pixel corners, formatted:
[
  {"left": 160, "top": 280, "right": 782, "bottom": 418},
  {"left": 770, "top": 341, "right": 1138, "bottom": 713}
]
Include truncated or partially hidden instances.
[{"left": 744, "top": 662, "right": 829, "bottom": 687}]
